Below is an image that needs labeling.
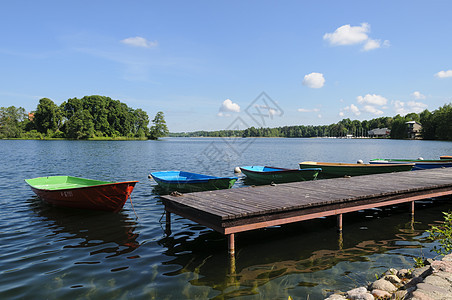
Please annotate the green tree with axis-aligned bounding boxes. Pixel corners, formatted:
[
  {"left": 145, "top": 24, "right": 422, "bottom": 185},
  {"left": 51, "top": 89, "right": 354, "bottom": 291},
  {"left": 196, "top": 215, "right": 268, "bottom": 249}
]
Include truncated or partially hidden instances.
[
  {"left": 0, "top": 106, "right": 27, "bottom": 138},
  {"left": 434, "top": 104, "right": 452, "bottom": 141},
  {"left": 420, "top": 109, "right": 435, "bottom": 139},
  {"left": 34, "top": 98, "right": 62, "bottom": 134},
  {"left": 427, "top": 211, "right": 452, "bottom": 256},
  {"left": 133, "top": 108, "right": 149, "bottom": 137},
  {"left": 149, "top": 111, "right": 169, "bottom": 139},
  {"left": 65, "top": 110, "right": 95, "bottom": 139},
  {"left": 390, "top": 115, "right": 408, "bottom": 139}
]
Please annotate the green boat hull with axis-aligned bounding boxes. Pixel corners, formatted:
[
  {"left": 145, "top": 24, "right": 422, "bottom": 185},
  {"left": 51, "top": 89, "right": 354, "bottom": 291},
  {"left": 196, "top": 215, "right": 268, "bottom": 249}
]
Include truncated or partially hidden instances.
[
  {"left": 299, "top": 162, "right": 414, "bottom": 179},
  {"left": 240, "top": 166, "right": 320, "bottom": 184},
  {"left": 155, "top": 178, "right": 237, "bottom": 193}
]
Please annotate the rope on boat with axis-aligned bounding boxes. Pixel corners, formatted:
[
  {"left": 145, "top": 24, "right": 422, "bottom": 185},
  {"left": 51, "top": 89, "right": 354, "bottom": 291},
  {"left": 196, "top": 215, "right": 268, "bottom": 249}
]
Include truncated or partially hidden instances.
[{"left": 129, "top": 193, "right": 139, "bottom": 219}]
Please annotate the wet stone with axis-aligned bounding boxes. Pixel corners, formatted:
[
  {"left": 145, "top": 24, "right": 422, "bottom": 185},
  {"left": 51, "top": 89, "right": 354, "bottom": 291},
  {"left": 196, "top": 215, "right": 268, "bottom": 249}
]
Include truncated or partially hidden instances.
[{"left": 369, "top": 278, "right": 397, "bottom": 293}]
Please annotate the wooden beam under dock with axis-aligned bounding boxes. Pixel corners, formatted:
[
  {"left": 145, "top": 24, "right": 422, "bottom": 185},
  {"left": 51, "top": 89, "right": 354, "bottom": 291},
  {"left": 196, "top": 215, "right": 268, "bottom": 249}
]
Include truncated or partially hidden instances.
[{"left": 161, "top": 168, "right": 452, "bottom": 253}]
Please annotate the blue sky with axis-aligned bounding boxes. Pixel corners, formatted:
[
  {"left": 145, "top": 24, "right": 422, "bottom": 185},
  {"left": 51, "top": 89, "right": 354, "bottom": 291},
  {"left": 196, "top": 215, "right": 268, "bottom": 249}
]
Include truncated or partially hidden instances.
[{"left": 1, "top": 1, "right": 451, "bottom": 132}]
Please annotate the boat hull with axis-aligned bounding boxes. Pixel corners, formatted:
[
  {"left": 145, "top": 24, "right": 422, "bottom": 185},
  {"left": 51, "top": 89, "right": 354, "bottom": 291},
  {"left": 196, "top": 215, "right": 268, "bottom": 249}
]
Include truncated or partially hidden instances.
[
  {"left": 370, "top": 159, "right": 452, "bottom": 170},
  {"left": 440, "top": 156, "right": 452, "bottom": 160},
  {"left": 25, "top": 176, "right": 138, "bottom": 212},
  {"left": 151, "top": 171, "right": 237, "bottom": 193},
  {"left": 299, "top": 161, "right": 414, "bottom": 179},
  {"left": 240, "top": 166, "right": 321, "bottom": 184}
]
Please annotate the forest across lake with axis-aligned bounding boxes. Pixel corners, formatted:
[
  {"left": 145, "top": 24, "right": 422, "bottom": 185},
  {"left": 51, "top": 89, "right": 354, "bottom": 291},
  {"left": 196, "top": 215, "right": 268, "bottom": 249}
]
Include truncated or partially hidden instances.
[{"left": 1, "top": 95, "right": 451, "bottom": 140}]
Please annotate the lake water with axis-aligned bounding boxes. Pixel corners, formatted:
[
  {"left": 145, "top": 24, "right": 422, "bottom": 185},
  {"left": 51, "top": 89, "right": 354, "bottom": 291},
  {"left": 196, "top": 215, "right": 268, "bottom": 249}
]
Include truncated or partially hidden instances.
[{"left": 1, "top": 138, "right": 452, "bottom": 299}]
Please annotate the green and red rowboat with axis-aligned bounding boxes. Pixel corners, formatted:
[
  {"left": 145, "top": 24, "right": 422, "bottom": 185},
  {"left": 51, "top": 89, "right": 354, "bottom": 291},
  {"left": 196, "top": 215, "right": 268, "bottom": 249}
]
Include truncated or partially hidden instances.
[
  {"left": 240, "top": 166, "right": 321, "bottom": 184},
  {"left": 25, "top": 176, "right": 138, "bottom": 212},
  {"left": 299, "top": 161, "right": 414, "bottom": 179}
]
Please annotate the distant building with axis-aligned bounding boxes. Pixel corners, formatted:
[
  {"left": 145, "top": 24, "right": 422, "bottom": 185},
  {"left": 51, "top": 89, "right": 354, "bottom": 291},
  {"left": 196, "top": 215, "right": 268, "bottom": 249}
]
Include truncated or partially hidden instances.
[
  {"left": 368, "top": 128, "right": 390, "bottom": 138},
  {"left": 28, "top": 112, "right": 34, "bottom": 121},
  {"left": 406, "top": 121, "right": 422, "bottom": 139}
]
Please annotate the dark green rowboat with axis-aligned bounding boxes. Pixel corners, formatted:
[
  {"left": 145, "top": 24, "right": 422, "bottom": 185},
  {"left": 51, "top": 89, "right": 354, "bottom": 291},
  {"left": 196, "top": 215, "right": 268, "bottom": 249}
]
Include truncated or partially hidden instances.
[
  {"left": 240, "top": 166, "right": 321, "bottom": 184},
  {"left": 299, "top": 161, "right": 414, "bottom": 179},
  {"left": 150, "top": 171, "right": 237, "bottom": 193},
  {"left": 370, "top": 158, "right": 452, "bottom": 170}
]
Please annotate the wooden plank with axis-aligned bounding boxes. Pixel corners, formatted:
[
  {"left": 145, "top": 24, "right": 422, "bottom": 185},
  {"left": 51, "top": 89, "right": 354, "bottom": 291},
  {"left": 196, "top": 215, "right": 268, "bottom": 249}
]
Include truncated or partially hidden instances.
[
  {"left": 161, "top": 168, "right": 452, "bottom": 237},
  {"left": 223, "top": 189, "right": 452, "bottom": 234},
  {"left": 221, "top": 187, "right": 452, "bottom": 229}
]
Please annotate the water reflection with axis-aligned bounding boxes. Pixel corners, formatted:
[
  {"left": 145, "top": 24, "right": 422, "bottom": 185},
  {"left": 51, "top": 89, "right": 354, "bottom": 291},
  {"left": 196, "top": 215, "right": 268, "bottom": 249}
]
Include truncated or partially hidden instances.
[
  {"left": 29, "top": 197, "right": 140, "bottom": 258},
  {"left": 158, "top": 198, "right": 448, "bottom": 298}
]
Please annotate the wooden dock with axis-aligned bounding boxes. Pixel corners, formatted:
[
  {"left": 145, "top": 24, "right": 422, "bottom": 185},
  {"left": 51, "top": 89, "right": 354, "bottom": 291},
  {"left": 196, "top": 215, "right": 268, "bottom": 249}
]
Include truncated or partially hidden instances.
[{"left": 161, "top": 168, "right": 452, "bottom": 255}]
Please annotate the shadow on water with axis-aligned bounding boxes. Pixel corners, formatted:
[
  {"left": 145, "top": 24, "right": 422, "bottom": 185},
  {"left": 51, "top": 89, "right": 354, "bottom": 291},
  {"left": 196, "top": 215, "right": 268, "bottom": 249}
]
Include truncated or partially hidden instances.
[
  {"left": 157, "top": 197, "right": 450, "bottom": 299},
  {"left": 28, "top": 196, "right": 141, "bottom": 258}
]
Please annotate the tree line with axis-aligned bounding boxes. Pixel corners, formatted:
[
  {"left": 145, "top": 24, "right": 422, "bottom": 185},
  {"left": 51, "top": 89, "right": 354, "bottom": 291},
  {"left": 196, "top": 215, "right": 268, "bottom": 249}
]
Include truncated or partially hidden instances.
[
  {"left": 170, "top": 103, "right": 452, "bottom": 140},
  {"left": 0, "top": 95, "right": 169, "bottom": 140}
]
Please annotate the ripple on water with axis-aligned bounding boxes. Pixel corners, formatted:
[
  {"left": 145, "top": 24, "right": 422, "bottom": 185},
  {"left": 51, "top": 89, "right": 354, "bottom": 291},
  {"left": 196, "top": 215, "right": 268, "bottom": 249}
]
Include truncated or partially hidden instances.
[{"left": 1, "top": 139, "right": 452, "bottom": 299}]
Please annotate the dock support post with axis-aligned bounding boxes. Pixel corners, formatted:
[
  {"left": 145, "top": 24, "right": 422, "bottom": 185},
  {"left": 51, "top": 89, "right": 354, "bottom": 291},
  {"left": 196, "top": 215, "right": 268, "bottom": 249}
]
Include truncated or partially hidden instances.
[
  {"left": 228, "top": 233, "right": 235, "bottom": 255},
  {"left": 228, "top": 233, "right": 236, "bottom": 275},
  {"left": 410, "top": 201, "right": 415, "bottom": 231},
  {"left": 338, "top": 231, "right": 343, "bottom": 250},
  {"left": 337, "top": 214, "right": 343, "bottom": 250},
  {"left": 337, "top": 214, "right": 343, "bottom": 232},
  {"left": 165, "top": 211, "right": 172, "bottom": 236},
  {"left": 229, "top": 251, "right": 236, "bottom": 276}
]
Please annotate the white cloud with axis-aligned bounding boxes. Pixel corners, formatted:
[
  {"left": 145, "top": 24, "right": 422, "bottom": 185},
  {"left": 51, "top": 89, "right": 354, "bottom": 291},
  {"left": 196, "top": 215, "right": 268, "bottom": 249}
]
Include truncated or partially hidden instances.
[
  {"left": 302, "top": 72, "right": 325, "bottom": 88},
  {"left": 344, "top": 104, "right": 361, "bottom": 116},
  {"left": 298, "top": 108, "right": 320, "bottom": 112},
  {"left": 218, "top": 99, "right": 240, "bottom": 117},
  {"left": 363, "top": 39, "right": 381, "bottom": 51},
  {"left": 339, "top": 111, "right": 344, "bottom": 117},
  {"left": 121, "top": 36, "right": 158, "bottom": 48},
  {"left": 357, "top": 94, "right": 388, "bottom": 106},
  {"left": 411, "top": 91, "right": 426, "bottom": 100},
  {"left": 407, "top": 101, "right": 428, "bottom": 112},
  {"left": 318, "top": 114, "right": 322, "bottom": 118},
  {"left": 323, "top": 23, "right": 370, "bottom": 46},
  {"left": 435, "top": 70, "right": 452, "bottom": 78},
  {"left": 362, "top": 105, "right": 384, "bottom": 115},
  {"left": 323, "top": 23, "right": 389, "bottom": 51},
  {"left": 393, "top": 100, "right": 428, "bottom": 115}
]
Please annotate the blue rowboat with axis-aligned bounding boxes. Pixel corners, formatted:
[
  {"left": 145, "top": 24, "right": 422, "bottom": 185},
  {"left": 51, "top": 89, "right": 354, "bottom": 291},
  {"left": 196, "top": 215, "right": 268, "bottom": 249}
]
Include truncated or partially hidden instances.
[
  {"left": 240, "top": 166, "right": 321, "bottom": 184},
  {"left": 150, "top": 171, "right": 238, "bottom": 193},
  {"left": 369, "top": 158, "right": 452, "bottom": 170}
]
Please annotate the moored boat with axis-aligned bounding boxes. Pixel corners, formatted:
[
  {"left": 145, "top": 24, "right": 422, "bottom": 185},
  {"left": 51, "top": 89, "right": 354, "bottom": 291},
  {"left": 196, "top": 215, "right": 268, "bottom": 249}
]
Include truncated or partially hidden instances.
[
  {"left": 150, "top": 171, "right": 237, "bottom": 193},
  {"left": 299, "top": 161, "right": 414, "bottom": 178},
  {"left": 240, "top": 166, "right": 321, "bottom": 184},
  {"left": 370, "top": 158, "right": 452, "bottom": 170},
  {"left": 440, "top": 156, "right": 452, "bottom": 160},
  {"left": 25, "top": 176, "right": 138, "bottom": 212}
]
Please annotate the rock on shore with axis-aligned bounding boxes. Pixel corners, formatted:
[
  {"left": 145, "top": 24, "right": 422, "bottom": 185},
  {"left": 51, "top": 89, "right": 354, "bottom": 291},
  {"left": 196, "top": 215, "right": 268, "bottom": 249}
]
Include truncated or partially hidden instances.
[{"left": 325, "top": 254, "right": 452, "bottom": 300}]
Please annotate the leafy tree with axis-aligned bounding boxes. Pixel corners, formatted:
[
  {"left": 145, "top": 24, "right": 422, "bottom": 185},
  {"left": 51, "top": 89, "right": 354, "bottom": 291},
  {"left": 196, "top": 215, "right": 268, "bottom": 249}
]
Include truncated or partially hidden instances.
[
  {"left": 427, "top": 211, "right": 452, "bottom": 256},
  {"left": 65, "top": 109, "right": 95, "bottom": 139},
  {"left": 0, "top": 106, "right": 27, "bottom": 138},
  {"left": 134, "top": 109, "right": 149, "bottom": 137},
  {"left": 34, "top": 98, "right": 62, "bottom": 133},
  {"left": 420, "top": 109, "right": 435, "bottom": 140},
  {"left": 390, "top": 115, "right": 408, "bottom": 139},
  {"left": 149, "top": 111, "right": 169, "bottom": 139},
  {"left": 434, "top": 104, "right": 452, "bottom": 141}
]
